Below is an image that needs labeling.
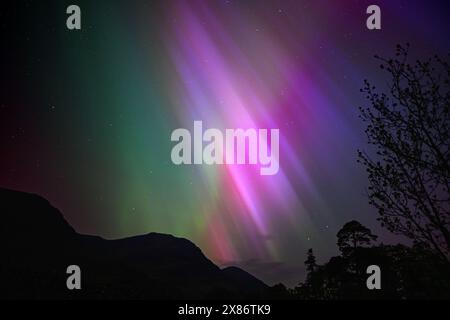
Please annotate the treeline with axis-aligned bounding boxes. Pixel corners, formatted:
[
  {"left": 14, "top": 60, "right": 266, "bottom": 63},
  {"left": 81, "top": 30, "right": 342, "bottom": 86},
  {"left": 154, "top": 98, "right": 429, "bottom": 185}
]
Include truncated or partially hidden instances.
[{"left": 286, "top": 220, "right": 450, "bottom": 299}]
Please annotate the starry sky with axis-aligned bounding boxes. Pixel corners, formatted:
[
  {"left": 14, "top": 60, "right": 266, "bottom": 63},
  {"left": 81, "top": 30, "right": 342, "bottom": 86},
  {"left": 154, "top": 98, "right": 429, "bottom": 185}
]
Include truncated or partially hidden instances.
[{"left": 2, "top": 0, "right": 450, "bottom": 286}]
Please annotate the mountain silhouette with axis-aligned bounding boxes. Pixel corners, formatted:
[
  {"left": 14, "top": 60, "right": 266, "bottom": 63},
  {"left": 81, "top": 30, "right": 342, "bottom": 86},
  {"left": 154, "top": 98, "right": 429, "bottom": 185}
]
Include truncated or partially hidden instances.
[
  {"left": 222, "top": 266, "right": 269, "bottom": 293},
  {"left": 0, "top": 188, "right": 269, "bottom": 299}
]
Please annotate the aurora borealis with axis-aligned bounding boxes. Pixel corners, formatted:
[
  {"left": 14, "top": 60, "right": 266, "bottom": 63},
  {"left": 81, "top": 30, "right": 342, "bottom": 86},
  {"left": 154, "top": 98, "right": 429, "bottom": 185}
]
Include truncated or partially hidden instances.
[{"left": 2, "top": 0, "right": 450, "bottom": 286}]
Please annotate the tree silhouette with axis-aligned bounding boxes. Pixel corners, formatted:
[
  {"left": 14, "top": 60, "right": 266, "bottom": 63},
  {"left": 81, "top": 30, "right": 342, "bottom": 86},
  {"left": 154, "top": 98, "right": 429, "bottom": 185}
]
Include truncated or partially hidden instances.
[
  {"left": 358, "top": 44, "right": 450, "bottom": 262},
  {"left": 337, "top": 220, "right": 377, "bottom": 254},
  {"left": 294, "top": 220, "right": 450, "bottom": 300},
  {"left": 304, "top": 248, "right": 317, "bottom": 274},
  {"left": 295, "top": 248, "right": 322, "bottom": 299}
]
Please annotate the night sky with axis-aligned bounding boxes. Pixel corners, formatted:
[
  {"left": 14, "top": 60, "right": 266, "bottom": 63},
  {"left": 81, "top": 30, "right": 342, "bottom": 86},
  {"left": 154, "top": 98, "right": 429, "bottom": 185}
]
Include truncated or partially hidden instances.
[{"left": 2, "top": 0, "right": 450, "bottom": 286}]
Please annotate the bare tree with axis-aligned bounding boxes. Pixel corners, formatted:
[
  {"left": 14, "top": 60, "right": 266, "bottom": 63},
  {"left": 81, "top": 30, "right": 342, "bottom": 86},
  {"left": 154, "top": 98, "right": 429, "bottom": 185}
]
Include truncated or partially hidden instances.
[{"left": 358, "top": 44, "right": 450, "bottom": 262}]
